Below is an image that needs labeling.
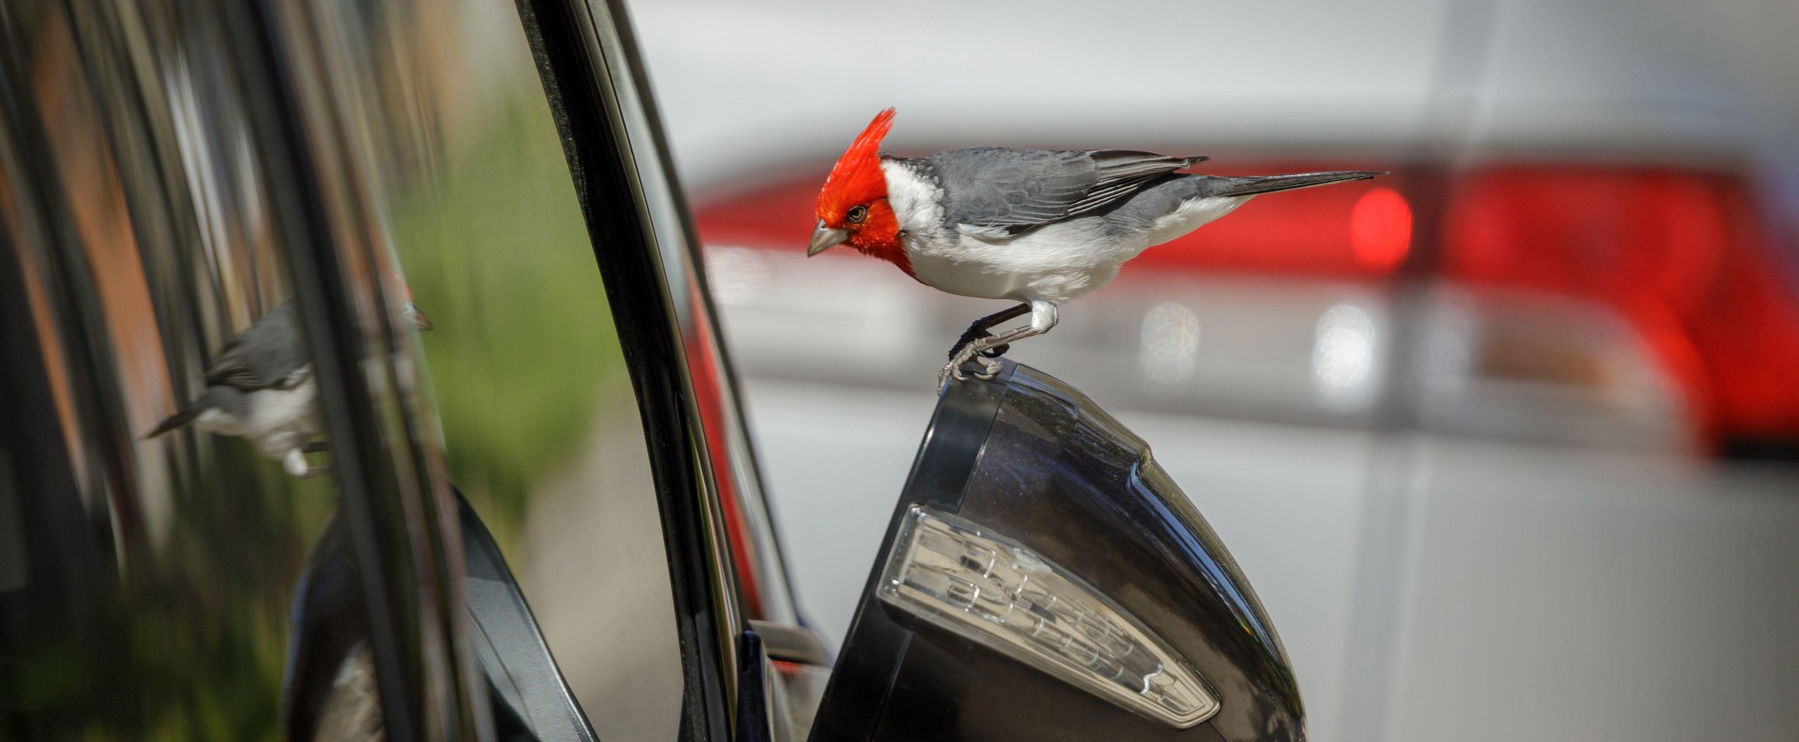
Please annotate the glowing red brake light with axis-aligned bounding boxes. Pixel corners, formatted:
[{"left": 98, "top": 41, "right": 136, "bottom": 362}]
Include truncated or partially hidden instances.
[{"left": 1351, "top": 187, "right": 1414, "bottom": 273}]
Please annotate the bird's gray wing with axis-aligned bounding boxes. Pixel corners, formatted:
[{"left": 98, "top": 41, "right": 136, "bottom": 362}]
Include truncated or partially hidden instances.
[
  {"left": 204, "top": 301, "right": 311, "bottom": 390},
  {"left": 924, "top": 147, "right": 1203, "bottom": 235}
]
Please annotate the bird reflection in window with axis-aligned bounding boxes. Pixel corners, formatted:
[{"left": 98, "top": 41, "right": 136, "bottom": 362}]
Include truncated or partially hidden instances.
[{"left": 145, "top": 300, "right": 433, "bottom": 477}]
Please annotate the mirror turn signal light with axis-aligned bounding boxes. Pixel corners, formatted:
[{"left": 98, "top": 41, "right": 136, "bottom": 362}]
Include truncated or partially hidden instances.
[{"left": 878, "top": 506, "right": 1220, "bottom": 728}]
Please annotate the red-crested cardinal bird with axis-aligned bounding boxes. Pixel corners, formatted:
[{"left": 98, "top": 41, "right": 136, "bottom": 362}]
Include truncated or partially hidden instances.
[{"left": 805, "top": 108, "right": 1382, "bottom": 386}]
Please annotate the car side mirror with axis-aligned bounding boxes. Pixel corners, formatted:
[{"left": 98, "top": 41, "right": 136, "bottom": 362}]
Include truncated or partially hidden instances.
[{"left": 809, "top": 361, "right": 1304, "bottom": 741}]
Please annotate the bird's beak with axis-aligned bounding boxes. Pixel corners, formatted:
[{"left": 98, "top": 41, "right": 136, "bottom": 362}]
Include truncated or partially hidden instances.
[
  {"left": 808, "top": 220, "right": 849, "bottom": 257},
  {"left": 406, "top": 302, "right": 433, "bottom": 331}
]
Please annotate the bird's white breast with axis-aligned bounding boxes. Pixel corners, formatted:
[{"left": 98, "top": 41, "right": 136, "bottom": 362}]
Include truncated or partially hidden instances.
[
  {"left": 246, "top": 379, "right": 322, "bottom": 458},
  {"left": 194, "top": 374, "right": 322, "bottom": 457}
]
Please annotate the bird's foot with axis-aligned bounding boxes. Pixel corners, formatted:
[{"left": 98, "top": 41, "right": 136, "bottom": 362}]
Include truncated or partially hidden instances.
[
  {"left": 937, "top": 346, "right": 1006, "bottom": 387},
  {"left": 947, "top": 331, "right": 1008, "bottom": 362},
  {"left": 948, "top": 328, "right": 987, "bottom": 360},
  {"left": 284, "top": 448, "right": 329, "bottom": 478},
  {"left": 970, "top": 353, "right": 1003, "bottom": 378}
]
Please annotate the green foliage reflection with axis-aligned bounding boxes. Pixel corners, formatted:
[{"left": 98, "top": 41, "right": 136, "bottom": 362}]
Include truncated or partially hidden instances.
[{"left": 394, "top": 92, "right": 624, "bottom": 541}]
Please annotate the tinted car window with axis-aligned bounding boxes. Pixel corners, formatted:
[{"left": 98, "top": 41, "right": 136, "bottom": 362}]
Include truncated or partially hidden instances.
[
  {"left": 0, "top": 4, "right": 380, "bottom": 738},
  {"left": 3, "top": 0, "right": 681, "bottom": 738},
  {"left": 274, "top": 0, "right": 681, "bottom": 738}
]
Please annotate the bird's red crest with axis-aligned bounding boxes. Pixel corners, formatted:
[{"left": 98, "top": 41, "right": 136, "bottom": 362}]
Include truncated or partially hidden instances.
[{"left": 815, "top": 108, "right": 895, "bottom": 224}]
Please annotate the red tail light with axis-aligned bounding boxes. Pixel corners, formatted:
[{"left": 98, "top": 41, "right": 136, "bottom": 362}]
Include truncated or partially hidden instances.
[{"left": 1442, "top": 167, "right": 1799, "bottom": 446}]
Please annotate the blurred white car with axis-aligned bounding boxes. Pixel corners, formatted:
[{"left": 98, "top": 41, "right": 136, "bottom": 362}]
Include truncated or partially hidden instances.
[{"left": 630, "top": 1, "right": 1799, "bottom": 740}]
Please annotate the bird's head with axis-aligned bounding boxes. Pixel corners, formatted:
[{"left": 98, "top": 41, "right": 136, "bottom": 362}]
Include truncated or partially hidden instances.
[
  {"left": 809, "top": 108, "right": 901, "bottom": 261},
  {"left": 401, "top": 285, "right": 433, "bottom": 331}
]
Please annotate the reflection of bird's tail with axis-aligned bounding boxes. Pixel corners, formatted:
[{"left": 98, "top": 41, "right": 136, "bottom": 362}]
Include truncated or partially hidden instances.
[{"left": 145, "top": 408, "right": 199, "bottom": 438}]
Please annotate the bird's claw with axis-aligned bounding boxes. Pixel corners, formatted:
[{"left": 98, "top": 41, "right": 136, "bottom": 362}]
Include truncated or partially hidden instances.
[
  {"left": 937, "top": 346, "right": 1005, "bottom": 388},
  {"left": 936, "top": 362, "right": 957, "bottom": 388},
  {"left": 949, "top": 331, "right": 985, "bottom": 360},
  {"left": 948, "top": 331, "right": 1009, "bottom": 361}
]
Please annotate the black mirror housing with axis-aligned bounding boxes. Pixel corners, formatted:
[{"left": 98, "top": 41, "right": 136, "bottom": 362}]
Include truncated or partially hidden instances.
[{"left": 811, "top": 361, "right": 1304, "bottom": 741}]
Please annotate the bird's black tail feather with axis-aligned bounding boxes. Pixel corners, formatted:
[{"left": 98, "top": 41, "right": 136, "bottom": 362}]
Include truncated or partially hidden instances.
[
  {"left": 1209, "top": 170, "right": 1384, "bottom": 197},
  {"left": 145, "top": 408, "right": 199, "bottom": 438}
]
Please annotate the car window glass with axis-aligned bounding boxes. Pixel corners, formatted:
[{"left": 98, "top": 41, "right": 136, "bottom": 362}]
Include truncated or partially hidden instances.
[
  {"left": 0, "top": 4, "right": 374, "bottom": 738},
  {"left": 285, "top": 0, "right": 682, "bottom": 738}
]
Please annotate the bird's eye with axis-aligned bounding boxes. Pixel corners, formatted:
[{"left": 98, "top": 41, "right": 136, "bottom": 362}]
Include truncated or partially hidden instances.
[{"left": 847, "top": 205, "right": 868, "bottom": 224}]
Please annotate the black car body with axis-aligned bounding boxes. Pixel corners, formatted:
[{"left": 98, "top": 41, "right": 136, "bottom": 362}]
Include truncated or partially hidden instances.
[{"left": 0, "top": 0, "right": 1298, "bottom": 739}]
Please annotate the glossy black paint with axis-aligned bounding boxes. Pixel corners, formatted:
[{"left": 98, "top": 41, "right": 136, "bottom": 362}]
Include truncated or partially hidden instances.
[
  {"left": 736, "top": 630, "right": 773, "bottom": 742},
  {"left": 514, "top": 0, "right": 735, "bottom": 737},
  {"left": 812, "top": 361, "right": 1304, "bottom": 741}
]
